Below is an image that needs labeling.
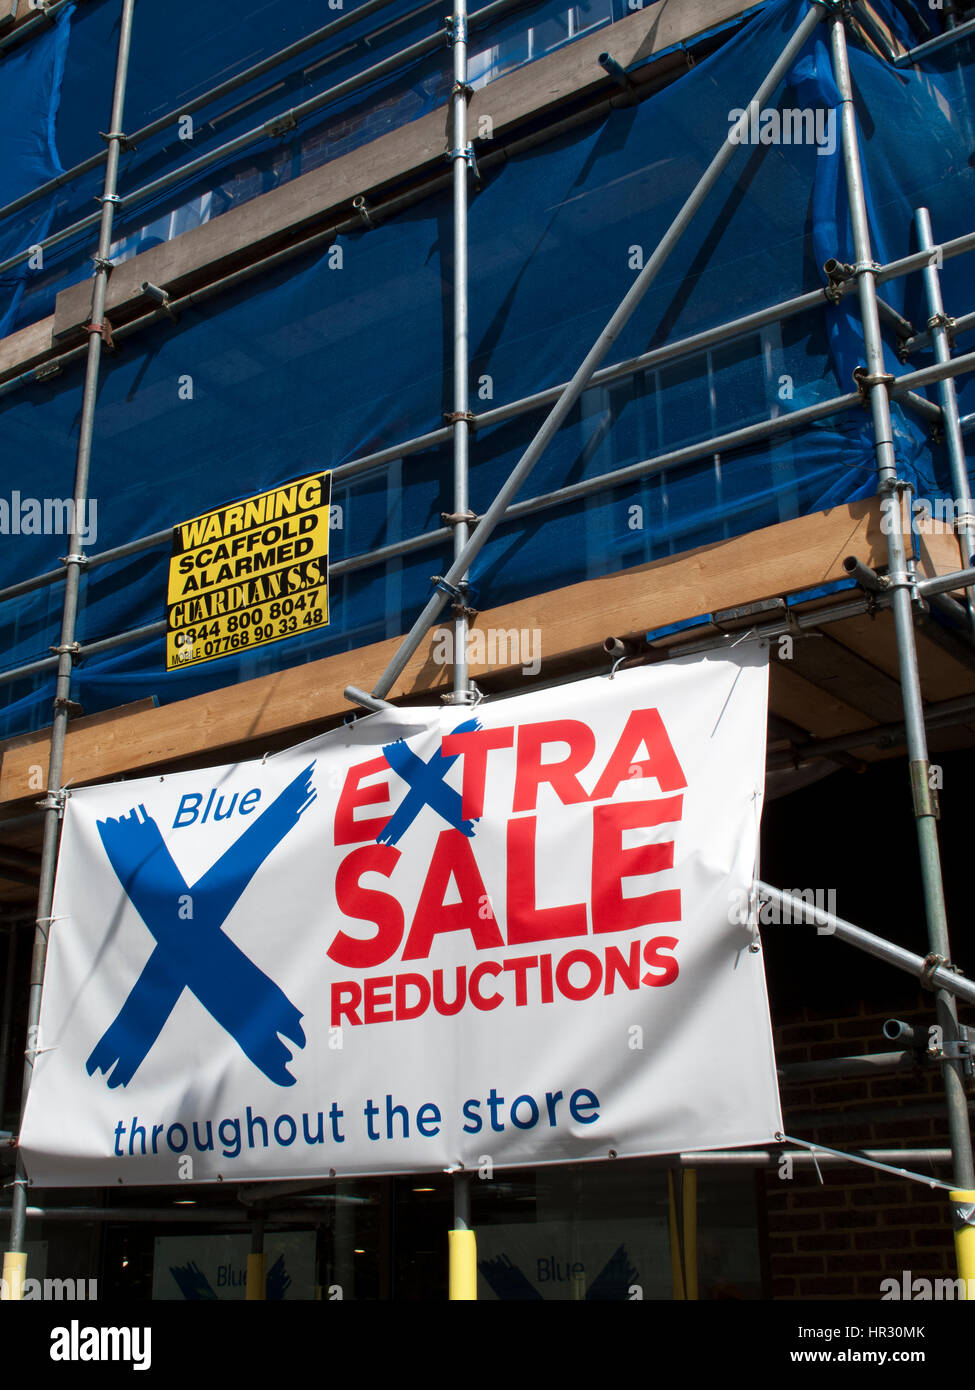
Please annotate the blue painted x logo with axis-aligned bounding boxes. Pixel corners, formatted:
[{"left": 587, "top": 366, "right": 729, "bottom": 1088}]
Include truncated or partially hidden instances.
[
  {"left": 88, "top": 764, "right": 315, "bottom": 1088},
  {"left": 377, "top": 718, "right": 480, "bottom": 845}
]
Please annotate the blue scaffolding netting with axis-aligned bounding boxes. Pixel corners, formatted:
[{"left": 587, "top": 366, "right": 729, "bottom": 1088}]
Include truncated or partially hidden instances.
[{"left": 0, "top": 0, "right": 971, "bottom": 739}]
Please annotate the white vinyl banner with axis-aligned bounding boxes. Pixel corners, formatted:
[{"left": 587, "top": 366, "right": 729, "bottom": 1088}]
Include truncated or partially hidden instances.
[{"left": 20, "top": 648, "right": 780, "bottom": 1186}]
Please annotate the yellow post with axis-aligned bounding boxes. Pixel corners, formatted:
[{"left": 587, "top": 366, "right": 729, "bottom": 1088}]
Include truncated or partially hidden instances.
[
  {"left": 1, "top": 1251, "right": 27, "bottom": 1301},
  {"left": 683, "top": 1169, "right": 698, "bottom": 1302},
  {"left": 950, "top": 1190, "right": 975, "bottom": 1298},
  {"left": 448, "top": 1229, "right": 477, "bottom": 1300},
  {"left": 245, "top": 1252, "right": 267, "bottom": 1301},
  {"left": 668, "top": 1169, "right": 698, "bottom": 1301},
  {"left": 667, "top": 1171, "right": 685, "bottom": 1300}
]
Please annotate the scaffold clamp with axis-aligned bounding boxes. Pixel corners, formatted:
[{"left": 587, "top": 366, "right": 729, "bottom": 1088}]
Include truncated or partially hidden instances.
[
  {"left": 84, "top": 317, "right": 116, "bottom": 351},
  {"left": 36, "top": 789, "right": 67, "bottom": 817},
  {"left": 264, "top": 112, "right": 299, "bottom": 139},
  {"left": 443, "top": 410, "right": 476, "bottom": 427},
  {"left": 441, "top": 509, "right": 479, "bottom": 527},
  {"left": 920, "top": 951, "right": 955, "bottom": 990},
  {"left": 926, "top": 311, "right": 956, "bottom": 343},
  {"left": 99, "top": 130, "right": 137, "bottom": 154},
  {"left": 445, "top": 14, "right": 468, "bottom": 45},
  {"left": 445, "top": 143, "right": 478, "bottom": 176},
  {"left": 853, "top": 364, "right": 895, "bottom": 403},
  {"left": 431, "top": 575, "right": 465, "bottom": 602}
]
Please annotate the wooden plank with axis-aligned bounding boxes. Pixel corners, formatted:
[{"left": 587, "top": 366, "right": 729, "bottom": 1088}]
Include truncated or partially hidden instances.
[
  {"left": 0, "top": 698, "right": 157, "bottom": 804},
  {"left": 0, "top": 314, "right": 55, "bottom": 381},
  {"left": 769, "top": 663, "right": 876, "bottom": 740},
  {"left": 827, "top": 611, "right": 975, "bottom": 705},
  {"left": 0, "top": 496, "right": 956, "bottom": 802},
  {"left": 47, "top": 0, "right": 749, "bottom": 343},
  {"left": 783, "top": 633, "right": 906, "bottom": 724}
]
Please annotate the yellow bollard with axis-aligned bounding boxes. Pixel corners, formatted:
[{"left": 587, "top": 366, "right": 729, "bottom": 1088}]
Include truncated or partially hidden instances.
[
  {"left": 245, "top": 1252, "right": 267, "bottom": 1301},
  {"left": 667, "top": 1172, "right": 685, "bottom": 1300},
  {"left": 668, "top": 1169, "right": 698, "bottom": 1301},
  {"left": 448, "top": 1229, "right": 477, "bottom": 1300},
  {"left": 950, "top": 1189, "right": 975, "bottom": 1299},
  {"left": 683, "top": 1169, "right": 698, "bottom": 1302},
  {"left": 1, "top": 1252, "right": 27, "bottom": 1301}
]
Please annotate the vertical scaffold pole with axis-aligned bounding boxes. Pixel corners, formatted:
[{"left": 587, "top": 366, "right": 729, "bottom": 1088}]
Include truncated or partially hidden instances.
[
  {"left": 828, "top": 16, "right": 975, "bottom": 1200},
  {"left": 915, "top": 206, "right": 975, "bottom": 641},
  {"left": 2, "top": 0, "right": 139, "bottom": 1297},
  {"left": 447, "top": 0, "right": 475, "bottom": 708},
  {"left": 445, "top": 0, "right": 478, "bottom": 1301},
  {"left": 365, "top": 2, "right": 825, "bottom": 702},
  {"left": 0, "top": 927, "right": 17, "bottom": 1125}
]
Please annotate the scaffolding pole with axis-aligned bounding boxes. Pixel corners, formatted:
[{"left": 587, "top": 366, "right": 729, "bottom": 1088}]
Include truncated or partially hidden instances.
[
  {"left": 828, "top": 12, "right": 974, "bottom": 1197},
  {"left": 445, "top": 0, "right": 479, "bottom": 1302},
  {"left": 915, "top": 206, "right": 975, "bottom": 641},
  {"left": 1, "top": 0, "right": 138, "bottom": 1299},
  {"left": 360, "top": 0, "right": 826, "bottom": 703}
]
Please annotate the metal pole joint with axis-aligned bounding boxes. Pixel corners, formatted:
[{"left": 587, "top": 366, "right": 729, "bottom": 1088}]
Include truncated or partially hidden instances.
[
  {"left": 445, "top": 14, "right": 468, "bottom": 45},
  {"left": 83, "top": 318, "right": 115, "bottom": 351},
  {"left": 927, "top": 311, "right": 957, "bottom": 343},
  {"left": 444, "top": 143, "right": 478, "bottom": 177},
  {"left": 98, "top": 130, "right": 137, "bottom": 154},
  {"left": 921, "top": 951, "right": 957, "bottom": 989},
  {"left": 60, "top": 553, "right": 87, "bottom": 569},
  {"left": 35, "top": 790, "right": 67, "bottom": 817},
  {"left": 442, "top": 687, "right": 479, "bottom": 706},
  {"left": 441, "top": 510, "right": 479, "bottom": 527},
  {"left": 853, "top": 364, "right": 895, "bottom": 403},
  {"left": 444, "top": 409, "right": 476, "bottom": 427},
  {"left": 264, "top": 113, "right": 299, "bottom": 139},
  {"left": 909, "top": 759, "right": 941, "bottom": 819},
  {"left": 824, "top": 258, "right": 854, "bottom": 300},
  {"left": 52, "top": 697, "right": 83, "bottom": 717}
]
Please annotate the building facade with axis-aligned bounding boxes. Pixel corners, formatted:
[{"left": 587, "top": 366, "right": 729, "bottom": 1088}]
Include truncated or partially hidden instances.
[{"left": 1, "top": 0, "right": 975, "bottom": 1301}]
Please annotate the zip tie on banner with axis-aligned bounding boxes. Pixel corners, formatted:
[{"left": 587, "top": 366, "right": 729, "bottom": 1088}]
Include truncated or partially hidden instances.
[{"left": 781, "top": 1134, "right": 954, "bottom": 1191}]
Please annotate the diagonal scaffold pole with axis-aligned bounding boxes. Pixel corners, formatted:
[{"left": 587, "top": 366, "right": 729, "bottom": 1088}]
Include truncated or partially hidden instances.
[
  {"left": 353, "top": 0, "right": 827, "bottom": 704},
  {"left": 1, "top": 0, "right": 139, "bottom": 1303},
  {"left": 827, "top": 10, "right": 975, "bottom": 1217}
]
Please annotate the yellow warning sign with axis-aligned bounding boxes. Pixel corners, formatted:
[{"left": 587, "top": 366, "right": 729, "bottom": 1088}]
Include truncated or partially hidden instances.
[{"left": 166, "top": 473, "right": 330, "bottom": 670}]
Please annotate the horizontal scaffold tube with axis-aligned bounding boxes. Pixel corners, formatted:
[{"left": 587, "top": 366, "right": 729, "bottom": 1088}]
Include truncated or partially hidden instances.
[{"left": 756, "top": 881, "right": 975, "bottom": 1007}]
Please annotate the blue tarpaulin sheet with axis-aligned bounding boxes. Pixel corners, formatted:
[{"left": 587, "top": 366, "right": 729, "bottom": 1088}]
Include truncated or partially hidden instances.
[{"left": 0, "top": 0, "right": 971, "bottom": 737}]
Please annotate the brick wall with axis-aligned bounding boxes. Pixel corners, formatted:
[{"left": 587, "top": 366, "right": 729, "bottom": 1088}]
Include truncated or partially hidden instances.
[{"left": 762, "top": 997, "right": 971, "bottom": 1300}]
